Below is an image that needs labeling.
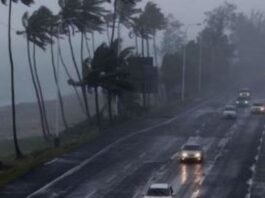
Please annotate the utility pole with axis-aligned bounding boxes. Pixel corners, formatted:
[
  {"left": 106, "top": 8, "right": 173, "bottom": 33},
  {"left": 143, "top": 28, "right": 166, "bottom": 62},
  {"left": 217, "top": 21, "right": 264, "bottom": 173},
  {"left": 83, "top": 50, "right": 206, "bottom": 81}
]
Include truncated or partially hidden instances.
[{"left": 198, "top": 34, "right": 203, "bottom": 92}]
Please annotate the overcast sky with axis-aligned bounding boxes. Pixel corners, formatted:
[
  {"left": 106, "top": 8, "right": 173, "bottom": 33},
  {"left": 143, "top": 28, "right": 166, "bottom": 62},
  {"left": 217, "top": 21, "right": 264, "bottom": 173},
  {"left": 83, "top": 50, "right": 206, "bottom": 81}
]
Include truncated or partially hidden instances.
[{"left": 0, "top": 0, "right": 265, "bottom": 105}]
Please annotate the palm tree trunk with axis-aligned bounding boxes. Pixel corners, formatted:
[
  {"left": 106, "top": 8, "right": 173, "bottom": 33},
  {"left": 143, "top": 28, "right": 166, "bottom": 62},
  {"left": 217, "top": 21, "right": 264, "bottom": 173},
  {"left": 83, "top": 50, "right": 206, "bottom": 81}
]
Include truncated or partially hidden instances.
[
  {"left": 106, "top": 22, "right": 111, "bottom": 45},
  {"left": 51, "top": 34, "right": 68, "bottom": 129},
  {"left": 68, "top": 29, "right": 90, "bottom": 120},
  {"left": 146, "top": 38, "right": 150, "bottom": 57},
  {"left": 135, "top": 34, "right": 138, "bottom": 55},
  {"left": 111, "top": 0, "right": 118, "bottom": 43},
  {"left": 8, "top": 0, "right": 22, "bottom": 158},
  {"left": 153, "top": 35, "right": 158, "bottom": 66},
  {"left": 68, "top": 30, "right": 81, "bottom": 80},
  {"left": 107, "top": 90, "right": 113, "bottom": 123},
  {"left": 57, "top": 37, "right": 85, "bottom": 114},
  {"left": 33, "top": 43, "right": 50, "bottom": 136},
  {"left": 84, "top": 33, "right": 91, "bottom": 59},
  {"left": 141, "top": 35, "right": 145, "bottom": 57},
  {"left": 27, "top": 39, "right": 47, "bottom": 138},
  {"left": 81, "top": 32, "right": 84, "bottom": 68},
  {"left": 94, "top": 87, "right": 101, "bottom": 128},
  {"left": 91, "top": 32, "right": 95, "bottom": 55}
]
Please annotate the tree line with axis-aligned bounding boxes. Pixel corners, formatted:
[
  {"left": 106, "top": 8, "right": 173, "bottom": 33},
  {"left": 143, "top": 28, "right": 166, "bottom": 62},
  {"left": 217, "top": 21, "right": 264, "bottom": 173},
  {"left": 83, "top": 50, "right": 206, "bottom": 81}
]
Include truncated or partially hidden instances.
[{"left": 1, "top": 0, "right": 167, "bottom": 158}]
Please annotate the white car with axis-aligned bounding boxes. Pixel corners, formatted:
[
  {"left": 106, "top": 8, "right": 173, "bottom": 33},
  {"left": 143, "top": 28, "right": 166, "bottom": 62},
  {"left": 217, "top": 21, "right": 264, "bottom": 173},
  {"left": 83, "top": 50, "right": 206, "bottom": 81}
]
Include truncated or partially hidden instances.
[
  {"left": 179, "top": 144, "right": 204, "bottom": 163},
  {"left": 251, "top": 103, "right": 265, "bottom": 114},
  {"left": 223, "top": 105, "right": 237, "bottom": 119},
  {"left": 144, "top": 183, "right": 174, "bottom": 198},
  {"left": 239, "top": 88, "right": 251, "bottom": 98}
]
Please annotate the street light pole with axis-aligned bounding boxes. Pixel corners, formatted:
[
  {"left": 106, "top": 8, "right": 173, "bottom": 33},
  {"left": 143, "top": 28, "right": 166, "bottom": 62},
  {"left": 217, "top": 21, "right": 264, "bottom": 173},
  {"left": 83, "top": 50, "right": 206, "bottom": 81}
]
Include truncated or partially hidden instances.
[
  {"left": 181, "top": 41, "right": 187, "bottom": 101},
  {"left": 198, "top": 34, "right": 203, "bottom": 92},
  {"left": 181, "top": 23, "right": 202, "bottom": 101}
]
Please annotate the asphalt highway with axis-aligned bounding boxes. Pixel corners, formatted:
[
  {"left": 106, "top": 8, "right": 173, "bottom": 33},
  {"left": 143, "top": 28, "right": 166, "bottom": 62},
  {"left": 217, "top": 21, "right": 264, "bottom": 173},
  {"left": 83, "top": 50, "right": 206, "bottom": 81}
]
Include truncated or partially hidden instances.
[{"left": 1, "top": 94, "right": 265, "bottom": 198}]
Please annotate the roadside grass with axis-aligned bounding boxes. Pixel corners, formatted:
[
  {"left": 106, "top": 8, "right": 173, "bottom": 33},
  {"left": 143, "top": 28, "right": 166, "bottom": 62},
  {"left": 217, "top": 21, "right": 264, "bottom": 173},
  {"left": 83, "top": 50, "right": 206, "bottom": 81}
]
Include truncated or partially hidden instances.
[{"left": 0, "top": 122, "right": 100, "bottom": 187}]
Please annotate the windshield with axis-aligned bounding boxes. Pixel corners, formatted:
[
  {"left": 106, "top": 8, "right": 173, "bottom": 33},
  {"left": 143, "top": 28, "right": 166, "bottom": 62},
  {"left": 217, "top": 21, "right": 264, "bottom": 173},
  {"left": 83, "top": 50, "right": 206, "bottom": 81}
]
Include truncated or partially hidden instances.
[
  {"left": 225, "top": 107, "right": 235, "bottom": 111},
  {"left": 237, "top": 97, "right": 249, "bottom": 101},
  {"left": 183, "top": 145, "right": 201, "bottom": 151},
  {"left": 147, "top": 188, "right": 170, "bottom": 196}
]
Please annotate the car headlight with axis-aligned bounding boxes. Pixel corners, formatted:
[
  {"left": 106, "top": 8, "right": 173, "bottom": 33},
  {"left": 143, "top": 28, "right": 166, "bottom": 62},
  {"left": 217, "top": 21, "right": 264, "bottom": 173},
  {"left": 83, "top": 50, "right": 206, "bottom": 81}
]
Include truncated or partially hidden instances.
[
  {"left": 245, "top": 101, "right": 248, "bottom": 104},
  {"left": 260, "top": 107, "right": 265, "bottom": 111},
  {"left": 236, "top": 101, "right": 239, "bottom": 104},
  {"left": 182, "top": 152, "right": 188, "bottom": 158},
  {"left": 195, "top": 153, "right": 201, "bottom": 158}
]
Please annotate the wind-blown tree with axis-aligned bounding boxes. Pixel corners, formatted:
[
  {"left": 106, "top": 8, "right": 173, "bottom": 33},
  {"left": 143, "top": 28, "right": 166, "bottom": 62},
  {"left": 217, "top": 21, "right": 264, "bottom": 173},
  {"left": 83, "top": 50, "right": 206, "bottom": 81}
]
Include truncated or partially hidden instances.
[
  {"left": 58, "top": 0, "right": 91, "bottom": 120},
  {"left": 231, "top": 11, "right": 265, "bottom": 86},
  {"left": 75, "top": 0, "right": 107, "bottom": 76},
  {"left": 58, "top": 0, "right": 108, "bottom": 121},
  {"left": 161, "top": 14, "right": 184, "bottom": 55},
  {"left": 46, "top": 11, "right": 70, "bottom": 129},
  {"left": 106, "top": 0, "right": 140, "bottom": 43},
  {"left": 132, "top": 14, "right": 150, "bottom": 57},
  {"left": 139, "top": 2, "right": 166, "bottom": 64},
  {"left": 18, "top": 9, "right": 53, "bottom": 138},
  {"left": 116, "top": 0, "right": 141, "bottom": 40},
  {"left": 200, "top": 2, "right": 236, "bottom": 87},
  {"left": 1, "top": 0, "right": 34, "bottom": 158},
  {"left": 68, "top": 39, "right": 134, "bottom": 125},
  {"left": 94, "top": 39, "right": 134, "bottom": 122}
]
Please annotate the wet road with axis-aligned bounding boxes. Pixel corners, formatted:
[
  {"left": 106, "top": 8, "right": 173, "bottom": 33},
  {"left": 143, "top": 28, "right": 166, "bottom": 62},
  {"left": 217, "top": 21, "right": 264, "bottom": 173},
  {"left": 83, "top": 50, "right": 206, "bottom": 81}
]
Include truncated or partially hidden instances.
[{"left": 1, "top": 95, "right": 265, "bottom": 198}]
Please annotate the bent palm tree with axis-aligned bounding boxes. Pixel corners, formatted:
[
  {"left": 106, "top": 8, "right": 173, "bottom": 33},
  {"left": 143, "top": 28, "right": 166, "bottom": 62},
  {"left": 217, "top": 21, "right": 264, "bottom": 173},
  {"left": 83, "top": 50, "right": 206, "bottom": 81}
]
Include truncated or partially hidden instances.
[
  {"left": 1, "top": 0, "right": 34, "bottom": 158},
  {"left": 18, "top": 10, "right": 53, "bottom": 138},
  {"left": 69, "top": 39, "right": 134, "bottom": 125},
  {"left": 58, "top": 0, "right": 90, "bottom": 120}
]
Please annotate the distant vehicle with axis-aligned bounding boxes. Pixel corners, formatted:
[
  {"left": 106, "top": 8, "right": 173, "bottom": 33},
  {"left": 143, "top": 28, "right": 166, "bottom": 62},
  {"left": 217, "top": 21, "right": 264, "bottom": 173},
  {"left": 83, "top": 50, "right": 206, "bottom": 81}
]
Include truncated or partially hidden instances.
[
  {"left": 223, "top": 105, "right": 237, "bottom": 119},
  {"left": 236, "top": 96, "right": 250, "bottom": 107},
  {"left": 239, "top": 88, "right": 251, "bottom": 98},
  {"left": 144, "top": 183, "right": 174, "bottom": 198},
  {"left": 179, "top": 144, "right": 204, "bottom": 163},
  {"left": 251, "top": 102, "right": 265, "bottom": 114}
]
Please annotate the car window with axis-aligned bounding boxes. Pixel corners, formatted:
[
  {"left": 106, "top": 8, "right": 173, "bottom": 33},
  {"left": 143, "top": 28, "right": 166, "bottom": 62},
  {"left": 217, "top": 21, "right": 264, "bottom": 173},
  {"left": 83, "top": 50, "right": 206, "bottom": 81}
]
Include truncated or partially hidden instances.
[
  {"left": 225, "top": 107, "right": 235, "bottom": 111},
  {"left": 147, "top": 188, "right": 170, "bottom": 196},
  {"left": 183, "top": 145, "right": 201, "bottom": 151}
]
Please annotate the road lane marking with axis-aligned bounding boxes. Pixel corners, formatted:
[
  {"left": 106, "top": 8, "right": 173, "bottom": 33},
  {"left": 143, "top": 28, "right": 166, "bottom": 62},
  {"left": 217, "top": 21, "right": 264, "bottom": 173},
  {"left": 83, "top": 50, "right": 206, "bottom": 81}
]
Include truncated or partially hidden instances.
[
  {"left": 245, "top": 128, "right": 265, "bottom": 198},
  {"left": 26, "top": 100, "right": 210, "bottom": 198},
  {"left": 106, "top": 174, "right": 117, "bottom": 184},
  {"left": 45, "top": 158, "right": 58, "bottom": 166},
  {"left": 85, "top": 190, "right": 96, "bottom": 198},
  {"left": 139, "top": 152, "right": 146, "bottom": 159}
]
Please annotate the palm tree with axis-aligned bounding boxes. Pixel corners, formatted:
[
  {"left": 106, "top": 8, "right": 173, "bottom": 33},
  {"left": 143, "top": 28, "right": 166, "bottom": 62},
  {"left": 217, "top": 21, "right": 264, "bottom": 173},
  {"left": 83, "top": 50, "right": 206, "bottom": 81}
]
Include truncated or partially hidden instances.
[
  {"left": 39, "top": 6, "right": 68, "bottom": 128},
  {"left": 57, "top": 36, "right": 85, "bottom": 114},
  {"left": 106, "top": 0, "right": 140, "bottom": 43},
  {"left": 1, "top": 0, "right": 34, "bottom": 158},
  {"left": 132, "top": 15, "right": 149, "bottom": 57},
  {"left": 58, "top": 0, "right": 91, "bottom": 120},
  {"left": 18, "top": 11, "right": 52, "bottom": 138},
  {"left": 68, "top": 39, "right": 134, "bottom": 126},
  {"left": 141, "top": 2, "right": 166, "bottom": 64}
]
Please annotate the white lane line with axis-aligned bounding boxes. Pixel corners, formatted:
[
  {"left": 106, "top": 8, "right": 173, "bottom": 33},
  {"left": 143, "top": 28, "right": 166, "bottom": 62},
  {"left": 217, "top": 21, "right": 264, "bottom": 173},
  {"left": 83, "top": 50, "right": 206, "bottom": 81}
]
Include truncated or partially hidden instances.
[
  {"left": 245, "top": 128, "right": 265, "bottom": 198},
  {"left": 85, "top": 190, "right": 96, "bottom": 198},
  {"left": 45, "top": 158, "right": 58, "bottom": 166},
  {"left": 170, "top": 152, "right": 179, "bottom": 160},
  {"left": 106, "top": 174, "right": 117, "bottom": 184},
  {"left": 26, "top": 100, "right": 210, "bottom": 198},
  {"left": 124, "top": 163, "right": 133, "bottom": 170},
  {"left": 139, "top": 152, "right": 146, "bottom": 159}
]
